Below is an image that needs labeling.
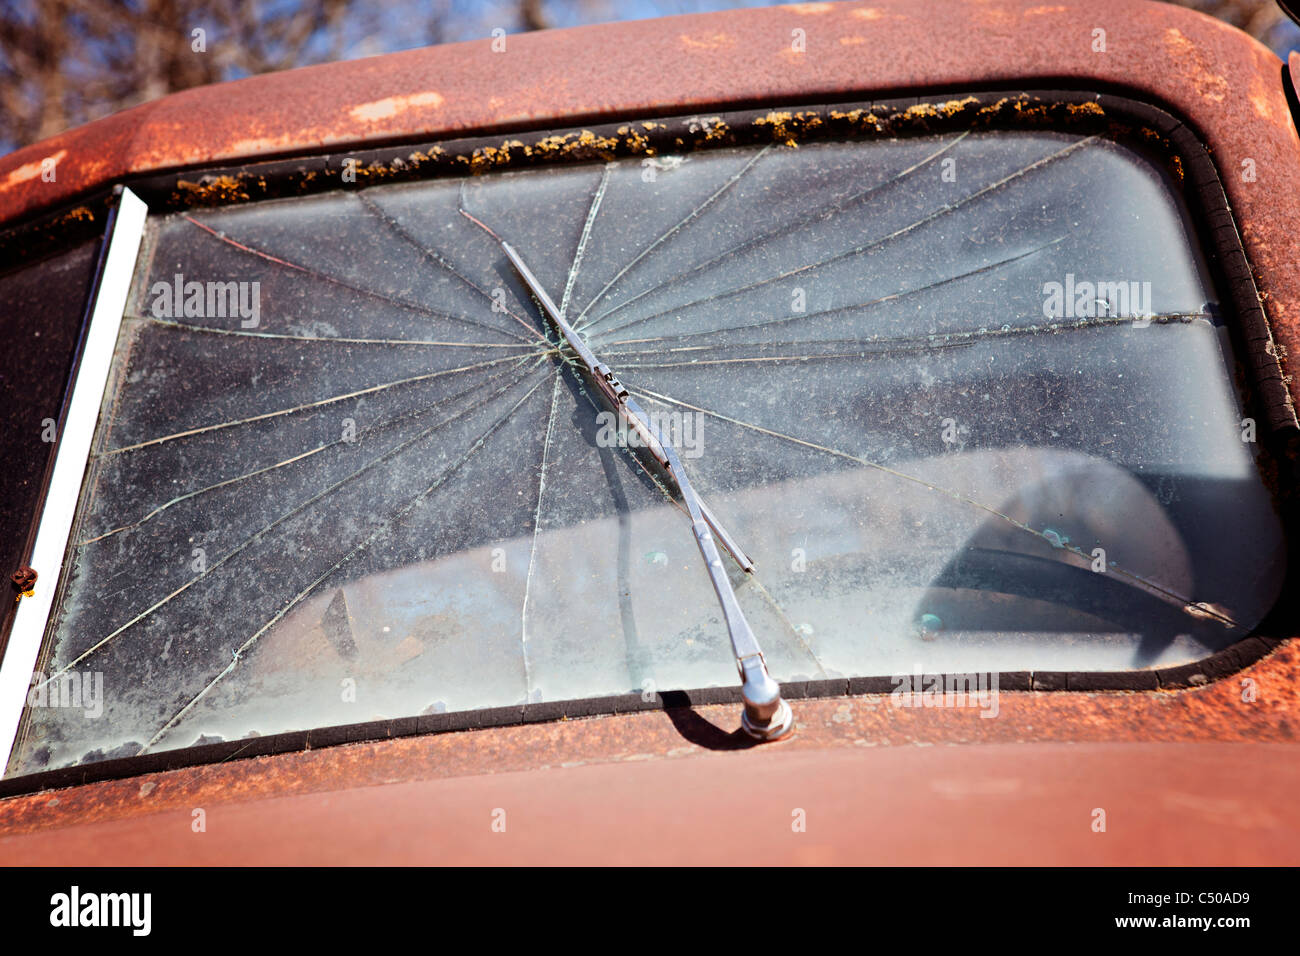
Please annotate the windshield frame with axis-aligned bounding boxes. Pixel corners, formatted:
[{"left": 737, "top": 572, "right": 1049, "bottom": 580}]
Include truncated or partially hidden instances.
[{"left": 1, "top": 88, "right": 1295, "bottom": 797}]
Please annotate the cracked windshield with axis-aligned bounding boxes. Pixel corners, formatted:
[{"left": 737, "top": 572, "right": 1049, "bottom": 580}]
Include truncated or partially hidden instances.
[{"left": 12, "top": 127, "right": 1285, "bottom": 774}]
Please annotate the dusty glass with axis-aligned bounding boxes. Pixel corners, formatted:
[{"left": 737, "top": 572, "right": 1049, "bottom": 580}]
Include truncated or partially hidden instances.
[{"left": 10, "top": 129, "right": 1285, "bottom": 774}]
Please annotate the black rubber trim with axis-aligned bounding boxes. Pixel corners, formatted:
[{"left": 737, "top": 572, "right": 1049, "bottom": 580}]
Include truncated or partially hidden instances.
[{"left": 0, "top": 89, "right": 1295, "bottom": 798}]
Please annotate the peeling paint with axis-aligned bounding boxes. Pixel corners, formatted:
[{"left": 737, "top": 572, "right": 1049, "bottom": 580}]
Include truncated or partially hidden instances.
[
  {"left": 1164, "top": 27, "right": 1230, "bottom": 103},
  {"left": 679, "top": 32, "right": 735, "bottom": 50},
  {"left": 1248, "top": 74, "right": 1282, "bottom": 123},
  {"left": 3, "top": 148, "right": 66, "bottom": 188},
  {"left": 349, "top": 91, "right": 445, "bottom": 123}
]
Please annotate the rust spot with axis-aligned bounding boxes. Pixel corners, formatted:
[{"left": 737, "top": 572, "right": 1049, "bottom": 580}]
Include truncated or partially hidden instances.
[
  {"left": 10, "top": 566, "right": 36, "bottom": 595},
  {"left": 1248, "top": 73, "right": 1282, "bottom": 123},
  {"left": 974, "top": 5, "right": 1017, "bottom": 27},
  {"left": 219, "top": 136, "right": 304, "bottom": 157},
  {"left": 3, "top": 149, "right": 66, "bottom": 189},
  {"left": 1164, "top": 28, "right": 1230, "bottom": 103},
  {"left": 679, "top": 32, "right": 735, "bottom": 50},
  {"left": 349, "top": 91, "right": 445, "bottom": 123}
]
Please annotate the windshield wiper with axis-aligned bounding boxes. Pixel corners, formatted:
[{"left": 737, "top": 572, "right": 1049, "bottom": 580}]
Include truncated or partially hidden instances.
[{"left": 473, "top": 219, "right": 793, "bottom": 741}]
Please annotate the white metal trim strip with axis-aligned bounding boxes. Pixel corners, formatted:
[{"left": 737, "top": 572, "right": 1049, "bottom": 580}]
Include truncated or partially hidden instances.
[{"left": 0, "top": 187, "right": 148, "bottom": 773}]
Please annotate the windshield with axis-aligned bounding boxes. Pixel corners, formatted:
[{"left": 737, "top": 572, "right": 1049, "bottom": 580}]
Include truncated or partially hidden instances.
[{"left": 9, "top": 126, "right": 1285, "bottom": 775}]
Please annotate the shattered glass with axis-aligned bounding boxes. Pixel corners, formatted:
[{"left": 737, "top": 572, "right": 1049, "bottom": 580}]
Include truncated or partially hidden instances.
[{"left": 10, "top": 129, "right": 1285, "bottom": 773}]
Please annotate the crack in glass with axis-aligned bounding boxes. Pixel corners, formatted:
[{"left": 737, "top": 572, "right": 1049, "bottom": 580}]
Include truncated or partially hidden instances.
[{"left": 10, "top": 128, "right": 1285, "bottom": 774}]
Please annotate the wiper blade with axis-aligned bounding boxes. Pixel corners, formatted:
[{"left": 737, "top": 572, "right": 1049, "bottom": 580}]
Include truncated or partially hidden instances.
[{"left": 490, "top": 230, "right": 793, "bottom": 741}]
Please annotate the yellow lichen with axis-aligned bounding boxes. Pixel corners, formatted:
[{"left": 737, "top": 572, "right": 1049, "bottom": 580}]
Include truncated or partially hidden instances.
[
  {"left": 173, "top": 175, "right": 250, "bottom": 204},
  {"left": 753, "top": 110, "right": 824, "bottom": 147},
  {"left": 618, "top": 125, "right": 651, "bottom": 153},
  {"left": 462, "top": 144, "right": 520, "bottom": 172},
  {"left": 902, "top": 96, "right": 979, "bottom": 123},
  {"left": 828, "top": 107, "right": 886, "bottom": 132},
  {"left": 1066, "top": 101, "right": 1105, "bottom": 117},
  {"left": 977, "top": 97, "right": 1012, "bottom": 118}
]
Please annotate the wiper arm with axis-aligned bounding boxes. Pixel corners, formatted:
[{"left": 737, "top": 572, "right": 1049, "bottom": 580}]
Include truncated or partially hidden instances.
[{"left": 493, "top": 233, "right": 793, "bottom": 741}]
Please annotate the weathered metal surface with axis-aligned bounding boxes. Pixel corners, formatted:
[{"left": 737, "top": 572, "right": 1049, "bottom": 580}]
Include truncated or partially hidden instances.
[{"left": 2, "top": 741, "right": 1297, "bottom": 864}]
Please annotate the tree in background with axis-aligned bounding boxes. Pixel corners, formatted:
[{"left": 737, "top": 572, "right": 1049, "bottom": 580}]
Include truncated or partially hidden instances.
[
  {"left": 0, "top": 0, "right": 359, "bottom": 149},
  {"left": 1, "top": 0, "right": 1297, "bottom": 154}
]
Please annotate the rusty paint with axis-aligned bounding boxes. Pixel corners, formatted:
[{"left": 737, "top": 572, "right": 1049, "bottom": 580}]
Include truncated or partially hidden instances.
[
  {"left": 2, "top": 741, "right": 1298, "bottom": 864},
  {"left": 9, "top": 567, "right": 36, "bottom": 596}
]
